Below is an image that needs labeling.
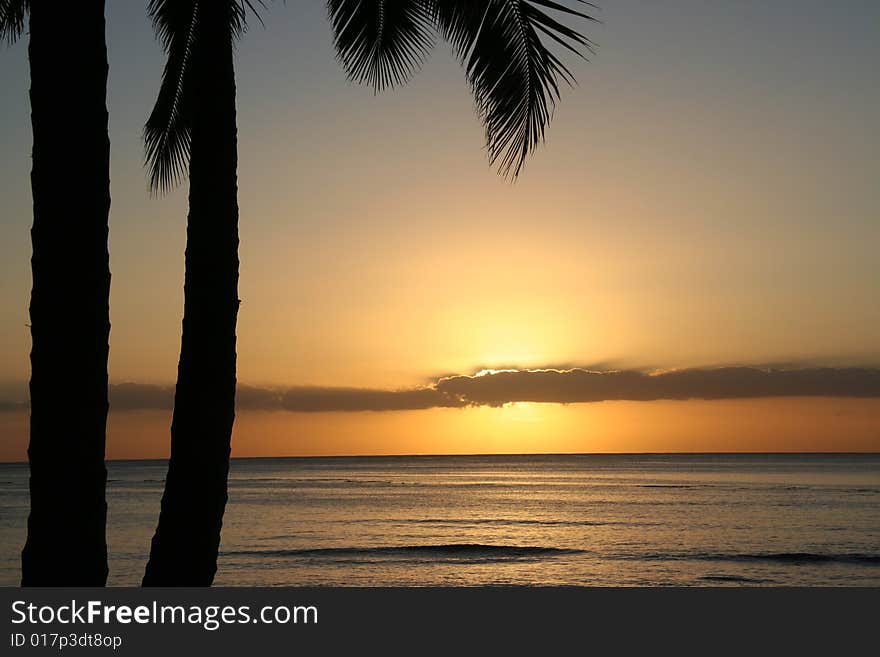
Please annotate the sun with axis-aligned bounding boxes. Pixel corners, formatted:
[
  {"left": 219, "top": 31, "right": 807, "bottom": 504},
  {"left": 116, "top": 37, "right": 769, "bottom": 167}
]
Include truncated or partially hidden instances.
[{"left": 472, "top": 368, "right": 519, "bottom": 378}]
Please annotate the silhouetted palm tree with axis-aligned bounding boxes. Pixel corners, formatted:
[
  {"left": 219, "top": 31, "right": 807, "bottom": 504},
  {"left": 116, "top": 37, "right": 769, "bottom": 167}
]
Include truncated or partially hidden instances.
[
  {"left": 142, "top": 0, "right": 594, "bottom": 585},
  {"left": 2, "top": 0, "right": 111, "bottom": 585}
]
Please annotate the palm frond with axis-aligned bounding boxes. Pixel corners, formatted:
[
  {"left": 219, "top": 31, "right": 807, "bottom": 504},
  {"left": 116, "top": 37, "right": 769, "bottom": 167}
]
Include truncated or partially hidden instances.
[
  {"left": 0, "top": 0, "right": 27, "bottom": 45},
  {"left": 145, "top": 1, "right": 265, "bottom": 194},
  {"left": 231, "top": 0, "right": 267, "bottom": 39},
  {"left": 144, "top": 0, "right": 201, "bottom": 194},
  {"left": 328, "top": 0, "right": 435, "bottom": 92},
  {"left": 431, "top": 0, "right": 595, "bottom": 178}
]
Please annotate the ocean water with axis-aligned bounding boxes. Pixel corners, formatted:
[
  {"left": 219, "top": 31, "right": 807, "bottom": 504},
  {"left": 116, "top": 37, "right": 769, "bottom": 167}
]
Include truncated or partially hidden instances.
[{"left": 0, "top": 454, "right": 878, "bottom": 586}]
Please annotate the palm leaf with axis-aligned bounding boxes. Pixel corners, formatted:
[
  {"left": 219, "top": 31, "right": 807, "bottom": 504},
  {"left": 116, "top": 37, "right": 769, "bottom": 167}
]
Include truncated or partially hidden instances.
[
  {"left": 432, "top": 0, "right": 595, "bottom": 177},
  {"left": 145, "top": 1, "right": 265, "bottom": 194},
  {"left": 144, "top": 0, "right": 201, "bottom": 194},
  {"left": 328, "top": 0, "right": 435, "bottom": 91},
  {"left": 0, "top": 0, "right": 27, "bottom": 45}
]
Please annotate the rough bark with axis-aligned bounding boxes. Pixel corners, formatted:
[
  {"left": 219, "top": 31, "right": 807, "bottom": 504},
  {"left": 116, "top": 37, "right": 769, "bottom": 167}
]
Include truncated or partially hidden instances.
[
  {"left": 142, "top": 11, "right": 240, "bottom": 586},
  {"left": 21, "top": 1, "right": 112, "bottom": 586}
]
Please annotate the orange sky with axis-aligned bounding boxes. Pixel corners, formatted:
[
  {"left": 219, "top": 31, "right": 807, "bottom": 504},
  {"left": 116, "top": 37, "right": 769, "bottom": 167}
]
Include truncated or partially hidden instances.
[
  {"left": 1, "top": 397, "right": 879, "bottom": 462},
  {"left": 1, "top": 3, "right": 878, "bottom": 460}
]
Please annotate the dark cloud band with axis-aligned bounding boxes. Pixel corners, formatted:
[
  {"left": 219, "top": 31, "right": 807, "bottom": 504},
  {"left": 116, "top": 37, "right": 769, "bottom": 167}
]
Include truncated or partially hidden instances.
[
  {"left": 2, "top": 367, "right": 879, "bottom": 413},
  {"left": 435, "top": 367, "right": 880, "bottom": 406}
]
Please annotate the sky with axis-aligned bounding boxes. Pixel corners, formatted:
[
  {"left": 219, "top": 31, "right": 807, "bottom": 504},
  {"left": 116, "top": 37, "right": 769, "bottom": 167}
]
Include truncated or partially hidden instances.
[{"left": 1, "top": 1, "right": 879, "bottom": 459}]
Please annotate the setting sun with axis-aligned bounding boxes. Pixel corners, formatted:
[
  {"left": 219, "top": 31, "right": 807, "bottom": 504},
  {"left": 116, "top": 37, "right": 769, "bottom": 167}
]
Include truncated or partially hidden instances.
[{"left": 0, "top": 0, "right": 878, "bottom": 594}]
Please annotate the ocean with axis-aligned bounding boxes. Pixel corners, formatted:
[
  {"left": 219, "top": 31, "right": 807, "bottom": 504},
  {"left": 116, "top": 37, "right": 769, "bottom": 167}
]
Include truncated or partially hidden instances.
[{"left": 1, "top": 454, "right": 878, "bottom": 586}]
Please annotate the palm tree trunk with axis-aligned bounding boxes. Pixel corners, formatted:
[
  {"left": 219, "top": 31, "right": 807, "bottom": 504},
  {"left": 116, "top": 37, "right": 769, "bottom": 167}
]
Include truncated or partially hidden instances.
[
  {"left": 21, "top": 1, "right": 111, "bottom": 586},
  {"left": 142, "top": 15, "right": 240, "bottom": 587}
]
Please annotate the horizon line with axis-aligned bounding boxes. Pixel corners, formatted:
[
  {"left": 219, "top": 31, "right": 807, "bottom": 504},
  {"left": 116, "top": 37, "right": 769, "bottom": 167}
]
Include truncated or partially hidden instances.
[{"left": 2, "top": 450, "right": 878, "bottom": 466}]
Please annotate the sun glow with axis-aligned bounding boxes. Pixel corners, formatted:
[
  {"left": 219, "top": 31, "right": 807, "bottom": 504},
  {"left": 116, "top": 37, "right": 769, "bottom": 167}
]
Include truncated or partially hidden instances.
[
  {"left": 494, "top": 401, "right": 547, "bottom": 423},
  {"left": 472, "top": 368, "right": 518, "bottom": 378}
]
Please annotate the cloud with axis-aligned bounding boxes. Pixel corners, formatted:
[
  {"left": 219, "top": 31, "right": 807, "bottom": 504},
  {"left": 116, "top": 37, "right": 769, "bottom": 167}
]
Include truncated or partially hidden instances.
[
  {"left": 0, "top": 382, "right": 28, "bottom": 412},
  {"left": 0, "top": 382, "right": 463, "bottom": 413},
  {"left": 1, "top": 366, "right": 879, "bottom": 413},
  {"left": 111, "top": 382, "right": 175, "bottom": 410},
  {"left": 435, "top": 367, "right": 880, "bottom": 406},
  {"left": 236, "top": 385, "right": 464, "bottom": 412}
]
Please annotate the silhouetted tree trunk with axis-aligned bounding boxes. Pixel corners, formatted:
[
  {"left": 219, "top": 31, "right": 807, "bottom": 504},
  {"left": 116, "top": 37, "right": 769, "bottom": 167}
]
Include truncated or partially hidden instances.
[
  {"left": 21, "top": 1, "right": 111, "bottom": 586},
  {"left": 143, "top": 12, "right": 240, "bottom": 586}
]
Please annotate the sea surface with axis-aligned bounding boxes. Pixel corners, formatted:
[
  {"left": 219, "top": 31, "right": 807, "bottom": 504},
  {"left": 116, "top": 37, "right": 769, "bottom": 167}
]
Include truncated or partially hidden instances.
[{"left": 1, "top": 454, "right": 878, "bottom": 586}]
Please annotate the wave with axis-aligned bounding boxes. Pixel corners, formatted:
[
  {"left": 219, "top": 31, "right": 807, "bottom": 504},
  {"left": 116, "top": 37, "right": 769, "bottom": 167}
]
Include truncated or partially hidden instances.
[
  {"left": 225, "top": 544, "right": 880, "bottom": 567},
  {"left": 699, "top": 575, "right": 776, "bottom": 583},
  {"left": 732, "top": 552, "right": 880, "bottom": 565},
  {"left": 632, "top": 552, "right": 880, "bottom": 566},
  {"left": 224, "top": 543, "right": 583, "bottom": 560},
  {"left": 369, "top": 518, "right": 659, "bottom": 527}
]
